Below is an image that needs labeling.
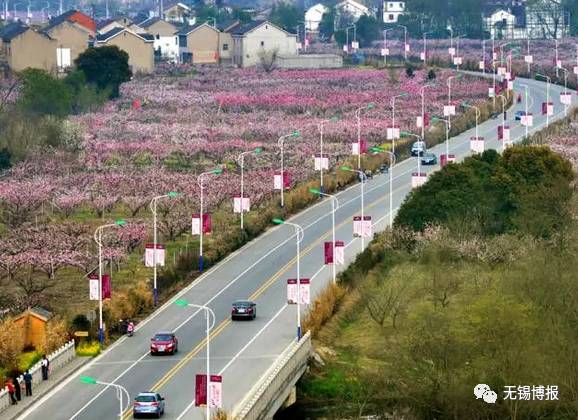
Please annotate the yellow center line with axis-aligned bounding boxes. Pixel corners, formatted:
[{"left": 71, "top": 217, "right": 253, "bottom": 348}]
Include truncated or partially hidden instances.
[{"left": 122, "top": 179, "right": 407, "bottom": 418}]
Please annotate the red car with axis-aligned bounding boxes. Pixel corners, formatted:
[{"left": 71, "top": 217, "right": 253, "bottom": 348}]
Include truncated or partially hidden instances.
[{"left": 150, "top": 332, "right": 178, "bottom": 355}]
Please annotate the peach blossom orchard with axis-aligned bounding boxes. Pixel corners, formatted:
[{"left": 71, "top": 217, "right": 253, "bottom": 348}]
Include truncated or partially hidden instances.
[{"left": 0, "top": 67, "right": 492, "bottom": 300}]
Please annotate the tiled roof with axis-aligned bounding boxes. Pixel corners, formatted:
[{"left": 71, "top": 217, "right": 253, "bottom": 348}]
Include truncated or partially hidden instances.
[
  {"left": 0, "top": 22, "right": 29, "bottom": 42},
  {"left": 229, "top": 20, "right": 265, "bottom": 35},
  {"left": 96, "top": 27, "right": 154, "bottom": 43}
]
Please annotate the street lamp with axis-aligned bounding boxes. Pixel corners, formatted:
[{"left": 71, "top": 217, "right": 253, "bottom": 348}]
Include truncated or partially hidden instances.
[
  {"left": 309, "top": 188, "right": 339, "bottom": 284},
  {"left": 354, "top": 103, "right": 375, "bottom": 169},
  {"left": 318, "top": 117, "right": 339, "bottom": 193},
  {"left": 526, "top": 36, "right": 531, "bottom": 74},
  {"left": 536, "top": 73, "right": 551, "bottom": 127},
  {"left": 277, "top": 131, "right": 300, "bottom": 208},
  {"left": 149, "top": 191, "right": 179, "bottom": 306},
  {"left": 369, "top": 147, "right": 395, "bottom": 227},
  {"left": 431, "top": 116, "right": 451, "bottom": 165},
  {"left": 398, "top": 24, "right": 408, "bottom": 60},
  {"left": 422, "top": 31, "right": 431, "bottom": 64},
  {"left": 454, "top": 34, "right": 465, "bottom": 70},
  {"left": 272, "top": 218, "right": 304, "bottom": 341},
  {"left": 559, "top": 67, "right": 569, "bottom": 116},
  {"left": 94, "top": 219, "right": 126, "bottom": 344},
  {"left": 461, "top": 102, "right": 481, "bottom": 144},
  {"left": 13, "top": 2, "right": 21, "bottom": 21},
  {"left": 340, "top": 166, "right": 366, "bottom": 251},
  {"left": 237, "top": 147, "right": 262, "bottom": 230},
  {"left": 391, "top": 93, "right": 408, "bottom": 156},
  {"left": 80, "top": 376, "right": 130, "bottom": 419},
  {"left": 496, "top": 94, "right": 508, "bottom": 152},
  {"left": 401, "top": 131, "right": 424, "bottom": 183},
  {"left": 555, "top": 38, "right": 559, "bottom": 77},
  {"left": 382, "top": 28, "right": 393, "bottom": 65},
  {"left": 518, "top": 83, "right": 529, "bottom": 139},
  {"left": 481, "top": 38, "right": 487, "bottom": 74},
  {"left": 420, "top": 83, "right": 435, "bottom": 140},
  {"left": 175, "top": 300, "right": 215, "bottom": 420},
  {"left": 197, "top": 168, "right": 222, "bottom": 272},
  {"left": 448, "top": 26, "right": 454, "bottom": 56}
]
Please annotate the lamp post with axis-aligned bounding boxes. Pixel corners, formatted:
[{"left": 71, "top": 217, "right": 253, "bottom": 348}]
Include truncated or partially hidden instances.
[
  {"left": 518, "top": 83, "right": 529, "bottom": 139},
  {"left": 526, "top": 36, "right": 531, "bottom": 74},
  {"left": 536, "top": 73, "right": 551, "bottom": 127},
  {"left": 277, "top": 131, "right": 300, "bottom": 208},
  {"left": 420, "top": 83, "right": 435, "bottom": 140},
  {"left": 149, "top": 192, "right": 179, "bottom": 306},
  {"left": 422, "top": 31, "right": 431, "bottom": 65},
  {"left": 454, "top": 34, "right": 465, "bottom": 70},
  {"left": 560, "top": 67, "right": 569, "bottom": 116},
  {"left": 309, "top": 188, "right": 339, "bottom": 284},
  {"left": 41, "top": 1, "right": 50, "bottom": 21},
  {"left": 461, "top": 102, "right": 481, "bottom": 142},
  {"left": 272, "top": 218, "right": 304, "bottom": 341},
  {"left": 398, "top": 24, "right": 408, "bottom": 60},
  {"left": 80, "top": 376, "right": 130, "bottom": 419},
  {"left": 432, "top": 116, "right": 451, "bottom": 165},
  {"left": 197, "top": 168, "right": 222, "bottom": 272},
  {"left": 369, "top": 147, "right": 396, "bottom": 227},
  {"left": 13, "top": 2, "right": 21, "bottom": 21},
  {"left": 237, "top": 147, "right": 262, "bottom": 230},
  {"left": 401, "top": 131, "right": 424, "bottom": 181},
  {"left": 340, "top": 166, "right": 365, "bottom": 251},
  {"left": 382, "top": 28, "right": 393, "bottom": 65},
  {"left": 355, "top": 103, "right": 375, "bottom": 169},
  {"left": 492, "top": 34, "right": 496, "bottom": 106},
  {"left": 318, "top": 117, "right": 338, "bottom": 193},
  {"left": 482, "top": 39, "right": 487, "bottom": 74},
  {"left": 496, "top": 94, "right": 508, "bottom": 152},
  {"left": 94, "top": 220, "right": 126, "bottom": 344},
  {"left": 175, "top": 300, "right": 215, "bottom": 420},
  {"left": 391, "top": 93, "right": 408, "bottom": 156},
  {"left": 448, "top": 26, "right": 454, "bottom": 56},
  {"left": 555, "top": 38, "right": 559, "bottom": 77}
]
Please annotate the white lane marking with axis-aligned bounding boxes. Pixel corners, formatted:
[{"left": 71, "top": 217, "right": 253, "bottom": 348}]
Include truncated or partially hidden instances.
[{"left": 93, "top": 355, "right": 280, "bottom": 366}]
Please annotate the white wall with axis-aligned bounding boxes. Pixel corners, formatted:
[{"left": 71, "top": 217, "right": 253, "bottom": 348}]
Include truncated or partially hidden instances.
[
  {"left": 154, "top": 35, "right": 179, "bottom": 62},
  {"left": 238, "top": 24, "right": 298, "bottom": 68},
  {"left": 305, "top": 3, "right": 329, "bottom": 32}
]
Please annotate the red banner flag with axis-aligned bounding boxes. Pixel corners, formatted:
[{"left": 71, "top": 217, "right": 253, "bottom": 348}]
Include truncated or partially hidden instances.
[
  {"left": 195, "top": 374, "right": 207, "bottom": 406},
  {"left": 324, "top": 242, "right": 333, "bottom": 264},
  {"left": 89, "top": 274, "right": 111, "bottom": 299}
]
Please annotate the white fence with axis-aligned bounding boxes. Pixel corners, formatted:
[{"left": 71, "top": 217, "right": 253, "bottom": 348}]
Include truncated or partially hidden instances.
[
  {"left": 234, "top": 332, "right": 311, "bottom": 420},
  {"left": 0, "top": 339, "right": 76, "bottom": 413}
]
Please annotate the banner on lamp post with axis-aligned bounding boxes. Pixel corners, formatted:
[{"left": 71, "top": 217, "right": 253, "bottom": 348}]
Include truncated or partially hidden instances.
[
  {"left": 411, "top": 172, "right": 427, "bottom": 188},
  {"left": 145, "top": 244, "right": 165, "bottom": 267},
  {"left": 405, "top": 43, "right": 410, "bottom": 52},
  {"left": 386, "top": 126, "right": 400, "bottom": 140},
  {"left": 287, "top": 279, "right": 298, "bottom": 304},
  {"left": 209, "top": 375, "right": 222, "bottom": 408},
  {"left": 351, "top": 139, "right": 367, "bottom": 156},
  {"left": 300, "top": 278, "right": 311, "bottom": 305},
  {"left": 343, "top": 44, "right": 348, "bottom": 53},
  {"left": 440, "top": 154, "right": 456, "bottom": 167},
  {"left": 296, "top": 42, "right": 302, "bottom": 50},
  {"left": 470, "top": 136, "right": 485, "bottom": 153},
  {"left": 361, "top": 216, "right": 372, "bottom": 238},
  {"left": 380, "top": 47, "right": 389, "bottom": 56},
  {"left": 488, "top": 87, "right": 495, "bottom": 98},
  {"left": 524, "top": 55, "right": 533, "bottom": 63},
  {"left": 507, "top": 80, "right": 514, "bottom": 90},
  {"left": 334, "top": 241, "right": 345, "bottom": 265},
  {"left": 195, "top": 374, "right": 207, "bottom": 406},
  {"left": 453, "top": 56, "right": 462, "bottom": 65},
  {"left": 520, "top": 113, "right": 533, "bottom": 127},
  {"left": 497, "top": 125, "right": 511, "bottom": 141},
  {"left": 542, "top": 102, "right": 554, "bottom": 116},
  {"left": 478, "top": 60, "right": 485, "bottom": 70},
  {"left": 448, "top": 47, "right": 455, "bottom": 56},
  {"left": 443, "top": 105, "right": 456, "bottom": 116},
  {"left": 574, "top": 66, "right": 578, "bottom": 75},
  {"left": 351, "top": 41, "right": 359, "bottom": 50},
  {"left": 233, "top": 196, "right": 250, "bottom": 213},
  {"left": 324, "top": 242, "right": 333, "bottom": 264},
  {"left": 314, "top": 154, "right": 329, "bottom": 171},
  {"left": 89, "top": 274, "right": 112, "bottom": 299},
  {"left": 556, "top": 59, "right": 562, "bottom": 68},
  {"left": 560, "top": 92, "right": 572, "bottom": 105},
  {"left": 420, "top": 51, "right": 426, "bottom": 61},
  {"left": 353, "top": 216, "right": 362, "bottom": 237},
  {"left": 273, "top": 171, "right": 291, "bottom": 190},
  {"left": 89, "top": 276, "right": 99, "bottom": 300},
  {"left": 192, "top": 214, "right": 212, "bottom": 235}
]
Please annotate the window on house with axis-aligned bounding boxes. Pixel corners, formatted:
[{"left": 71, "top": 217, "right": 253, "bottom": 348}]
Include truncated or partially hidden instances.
[
  {"left": 156, "top": 34, "right": 160, "bottom": 39},
  {"left": 389, "top": 3, "right": 393, "bottom": 7},
  {"left": 399, "top": 2, "right": 403, "bottom": 7},
  {"left": 260, "top": 41, "right": 265, "bottom": 47},
  {"left": 223, "top": 43, "right": 229, "bottom": 51},
  {"left": 56, "top": 47, "right": 71, "bottom": 68},
  {"left": 389, "top": 14, "right": 394, "bottom": 20},
  {"left": 179, "top": 35, "right": 187, "bottom": 47}
]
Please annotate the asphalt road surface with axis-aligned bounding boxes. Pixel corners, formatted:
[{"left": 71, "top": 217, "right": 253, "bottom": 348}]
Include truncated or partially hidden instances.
[{"left": 18, "top": 74, "right": 576, "bottom": 420}]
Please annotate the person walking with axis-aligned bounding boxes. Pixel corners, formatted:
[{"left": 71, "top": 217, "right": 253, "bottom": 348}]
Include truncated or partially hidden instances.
[
  {"left": 41, "top": 355, "right": 50, "bottom": 380},
  {"left": 23, "top": 370, "right": 32, "bottom": 396},
  {"left": 6, "top": 379, "right": 17, "bottom": 405},
  {"left": 13, "top": 376, "right": 21, "bottom": 401}
]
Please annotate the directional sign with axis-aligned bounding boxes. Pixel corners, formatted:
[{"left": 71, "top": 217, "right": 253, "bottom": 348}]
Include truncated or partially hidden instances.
[{"left": 74, "top": 331, "right": 89, "bottom": 337}]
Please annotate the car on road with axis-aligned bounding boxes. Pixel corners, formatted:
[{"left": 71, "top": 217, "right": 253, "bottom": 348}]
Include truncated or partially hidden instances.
[
  {"left": 411, "top": 141, "right": 427, "bottom": 156},
  {"left": 231, "top": 300, "right": 257, "bottom": 320},
  {"left": 150, "top": 332, "right": 178, "bottom": 355},
  {"left": 133, "top": 392, "right": 165, "bottom": 418},
  {"left": 379, "top": 163, "right": 389, "bottom": 173},
  {"left": 515, "top": 110, "right": 527, "bottom": 121},
  {"left": 357, "top": 169, "right": 373, "bottom": 182},
  {"left": 421, "top": 152, "right": 438, "bottom": 165}
]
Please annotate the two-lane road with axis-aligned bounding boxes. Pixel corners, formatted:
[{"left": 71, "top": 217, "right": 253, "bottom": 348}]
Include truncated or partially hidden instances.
[{"left": 19, "top": 74, "right": 576, "bottom": 420}]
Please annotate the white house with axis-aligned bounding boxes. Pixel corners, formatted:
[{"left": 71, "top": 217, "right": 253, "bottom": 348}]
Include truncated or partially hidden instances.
[
  {"left": 383, "top": 1, "right": 405, "bottom": 23},
  {"left": 305, "top": 3, "right": 330, "bottom": 32},
  {"left": 483, "top": 8, "right": 518, "bottom": 39},
  {"left": 137, "top": 17, "right": 179, "bottom": 63},
  {"left": 228, "top": 20, "right": 298, "bottom": 68},
  {"left": 336, "top": 0, "right": 369, "bottom": 20}
]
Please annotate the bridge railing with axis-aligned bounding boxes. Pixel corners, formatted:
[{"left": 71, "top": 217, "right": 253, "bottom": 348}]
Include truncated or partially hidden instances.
[{"left": 233, "top": 331, "right": 311, "bottom": 420}]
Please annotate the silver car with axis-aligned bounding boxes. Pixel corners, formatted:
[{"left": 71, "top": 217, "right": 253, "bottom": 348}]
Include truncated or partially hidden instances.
[{"left": 133, "top": 392, "right": 165, "bottom": 418}]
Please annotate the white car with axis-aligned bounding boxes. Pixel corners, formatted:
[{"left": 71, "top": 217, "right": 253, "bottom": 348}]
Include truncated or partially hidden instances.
[{"left": 411, "top": 141, "right": 427, "bottom": 156}]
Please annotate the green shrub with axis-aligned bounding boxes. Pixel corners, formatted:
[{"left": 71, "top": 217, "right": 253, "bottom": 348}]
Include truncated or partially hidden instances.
[
  {"left": 76, "top": 341, "right": 101, "bottom": 357},
  {"left": 17, "top": 351, "right": 42, "bottom": 373}
]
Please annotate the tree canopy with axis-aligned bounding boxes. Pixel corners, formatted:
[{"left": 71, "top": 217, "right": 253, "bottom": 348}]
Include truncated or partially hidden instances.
[{"left": 75, "top": 46, "right": 132, "bottom": 98}]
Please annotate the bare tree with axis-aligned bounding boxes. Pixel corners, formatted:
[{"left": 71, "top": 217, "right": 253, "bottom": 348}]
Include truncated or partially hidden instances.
[
  {"left": 258, "top": 48, "right": 279, "bottom": 73},
  {"left": 364, "top": 276, "right": 412, "bottom": 329}
]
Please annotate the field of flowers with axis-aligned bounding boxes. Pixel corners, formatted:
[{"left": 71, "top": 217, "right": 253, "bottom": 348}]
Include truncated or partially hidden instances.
[{"left": 0, "top": 66, "right": 492, "bottom": 320}]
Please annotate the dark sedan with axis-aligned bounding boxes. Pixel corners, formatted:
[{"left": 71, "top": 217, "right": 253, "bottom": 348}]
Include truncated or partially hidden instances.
[
  {"left": 515, "top": 110, "right": 527, "bottom": 121},
  {"left": 421, "top": 152, "right": 437, "bottom": 165},
  {"left": 231, "top": 300, "right": 257, "bottom": 320}
]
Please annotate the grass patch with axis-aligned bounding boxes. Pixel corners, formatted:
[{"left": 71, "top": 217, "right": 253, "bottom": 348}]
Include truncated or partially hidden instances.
[{"left": 76, "top": 341, "right": 101, "bottom": 357}]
